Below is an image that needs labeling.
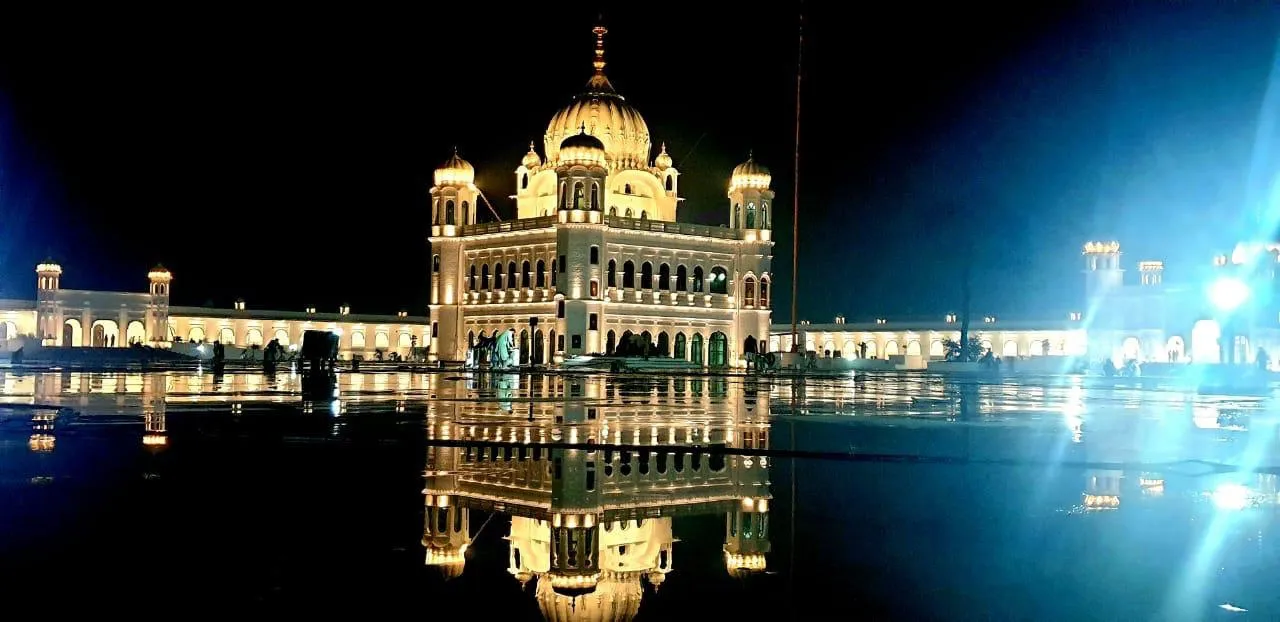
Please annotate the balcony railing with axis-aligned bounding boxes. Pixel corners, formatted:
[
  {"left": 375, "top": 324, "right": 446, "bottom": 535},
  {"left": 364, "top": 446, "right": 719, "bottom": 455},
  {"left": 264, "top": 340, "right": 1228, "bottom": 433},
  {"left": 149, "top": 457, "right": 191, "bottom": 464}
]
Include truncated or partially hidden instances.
[
  {"left": 461, "top": 216, "right": 558, "bottom": 236},
  {"left": 603, "top": 216, "right": 741, "bottom": 240}
]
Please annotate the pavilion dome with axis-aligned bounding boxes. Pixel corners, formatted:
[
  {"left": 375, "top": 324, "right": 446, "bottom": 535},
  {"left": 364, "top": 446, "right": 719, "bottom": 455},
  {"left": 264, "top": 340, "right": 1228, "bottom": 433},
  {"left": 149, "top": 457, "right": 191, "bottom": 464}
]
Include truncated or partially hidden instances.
[
  {"left": 434, "top": 150, "right": 475, "bottom": 186},
  {"left": 558, "top": 127, "right": 608, "bottom": 167},
  {"left": 536, "top": 571, "right": 644, "bottom": 622},
  {"left": 728, "top": 155, "right": 771, "bottom": 193},
  {"left": 522, "top": 142, "right": 543, "bottom": 169},
  {"left": 654, "top": 143, "right": 672, "bottom": 170},
  {"left": 544, "top": 26, "right": 651, "bottom": 169}
]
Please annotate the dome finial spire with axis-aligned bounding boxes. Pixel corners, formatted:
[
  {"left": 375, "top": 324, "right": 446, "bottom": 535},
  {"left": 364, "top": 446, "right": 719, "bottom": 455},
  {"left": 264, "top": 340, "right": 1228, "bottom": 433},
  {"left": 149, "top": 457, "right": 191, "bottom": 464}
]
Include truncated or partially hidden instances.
[{"left": 592, "top": 23, "right": 608, "bottom": 76}]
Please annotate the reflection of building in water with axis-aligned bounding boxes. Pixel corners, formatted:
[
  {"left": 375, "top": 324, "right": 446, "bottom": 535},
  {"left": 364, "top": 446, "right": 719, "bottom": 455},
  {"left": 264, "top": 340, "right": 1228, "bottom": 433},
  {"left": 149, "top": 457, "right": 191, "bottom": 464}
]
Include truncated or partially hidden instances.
[
  {"left": 422, "top": 374, "right": 772, "bottom": 620},
  {"left": 1083, "top": 470, "right": 1121, "bottom": 510}
]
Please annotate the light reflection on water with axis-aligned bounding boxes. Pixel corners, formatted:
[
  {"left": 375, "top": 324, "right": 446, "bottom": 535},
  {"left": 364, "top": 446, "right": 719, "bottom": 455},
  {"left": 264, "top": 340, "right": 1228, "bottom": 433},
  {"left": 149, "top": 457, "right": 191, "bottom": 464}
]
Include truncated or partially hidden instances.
[{"left": 4, "top": 369, "right": 1280, "bottom": 618}]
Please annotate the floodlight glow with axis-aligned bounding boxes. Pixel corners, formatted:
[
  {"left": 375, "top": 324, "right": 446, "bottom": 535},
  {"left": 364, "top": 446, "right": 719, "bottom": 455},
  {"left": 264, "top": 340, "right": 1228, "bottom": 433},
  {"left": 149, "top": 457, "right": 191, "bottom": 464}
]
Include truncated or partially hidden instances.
[
  {"left": 1212, "top": 482, "right": 1250, "bottom": 511},
  {"left": 1209, "top": 277, "right": 1250, "bottom": 312}
]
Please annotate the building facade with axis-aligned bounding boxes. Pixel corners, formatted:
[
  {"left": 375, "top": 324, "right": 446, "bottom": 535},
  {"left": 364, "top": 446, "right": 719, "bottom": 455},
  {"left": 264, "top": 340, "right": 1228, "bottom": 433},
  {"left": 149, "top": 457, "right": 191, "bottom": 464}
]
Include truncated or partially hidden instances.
[
  {"left": 427, "top": 26, "right": 774, "bottom": 368},
  {"left": 772, "top": 240, "right": 1280, "bottom": 368},
  {"left": 3, "top": 261, "right": 428, "bottom": 359}
]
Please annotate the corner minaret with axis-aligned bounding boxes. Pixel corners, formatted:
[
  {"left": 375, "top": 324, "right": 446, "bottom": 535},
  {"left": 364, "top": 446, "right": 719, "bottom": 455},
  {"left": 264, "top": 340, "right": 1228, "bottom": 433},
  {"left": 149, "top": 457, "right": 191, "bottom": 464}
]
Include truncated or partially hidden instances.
[
  {"left": 35, "top": 260, "right": 62, "bottom": 345},
  {"left": 428, "top": 150, "right": 477, "bottom": 362},
  {"left": 1082, "top": 241, "right": 1123, "bottom": 300},
  {"left": 728, "top": 153, "right": 774, "bottom": 230},
  {"left": 147, "top": 265, "right": 172, "bottom": 346}
]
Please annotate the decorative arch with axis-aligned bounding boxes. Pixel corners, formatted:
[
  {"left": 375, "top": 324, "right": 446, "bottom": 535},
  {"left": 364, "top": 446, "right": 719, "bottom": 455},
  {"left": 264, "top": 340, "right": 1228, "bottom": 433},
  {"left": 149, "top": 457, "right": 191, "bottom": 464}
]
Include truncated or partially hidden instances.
[
  {"left": 218, "top": 326, "right": 235, "bottom": 345},
  {"left": 744, "top": 335, "right": 758, "bottom": 354},
  {"left": 188, "top": 325, "right": 206, "bottom": 343},
  {"left": 461, "top": 201, "right": 470, "bottom": 225},
  {"left": 521, "top": 260, "right": 531, "bottom": 288},
  {"left": 245, "top": 328, "right": 263, "bottom": 346},
  {"left": 708, "top": 332, "right": 729, "bottom": 367},
  {"left": 375, "top": 332, "right": 390, "bottom": 349},
  {"left": 884, "top": 340, "right": 900, "bottom": 356},
  {"left": 690, "top": 333, "right": 705, "bottom": 366},
  {"left": 1002, "top": 340, "right": 1018, "bottom": 357},
  {"left": 710, "top": 266, "right": 728, "bottom": 294},
  {"left": 674, "top": 332, "right": 687, "bottom": 359},
  {"left": 274, "top": 329, "right": 290, "bottom": 346},
  {"left": 623, "top": 260, "right": 636, "bottom": 289},
  {"left": 1166, "top": 336, "right": 1185, "bottom": 362},
  {"left": 980, "top": 339, "right": 993, "bottom": 354},
  {"left": 692, "top": 266, "right": 705, "bottom": 293},
  {"left": 399, "top": 333, "right": 412, "bottom": 349},
  {"left": 930, "top": 340, "right": 945, "bottom": 357},
  {"left": 743, "top": 276, "right": 757, "bottom": 306},
  {"left": 481, "top": 264, "right": 490, "bottom": 289},
  {"left": 658, "top": 263, "right": 671, "bottom": 290},
  {"left": 444, "top": 200, "right": 455, "bottom": 224},
  {"left": 507, "top": 262, "right": 517, "bottom": 289},
  {"left": 641, "top": 262, "right": 653, "bottom": 289},
  {"left": 843, "top": 339, "right": 856, "bottom": 357},
  {"left": 536, "top": 259, "right": 546, "bottom": 288},
  {"left": 606, "top": 330, "right": 616, "bottom": 355},
  {"left": 607, "top": 259, "right": 617, "bottom": 288},
  {"left": 127, "top": 320, "right": 146, "bottom": 345},
  {"left": 494, "top": 263, "right": 505, "bottom": 289},
  {"left": 865, "top": 341, "right": 877, "bottom": 358},
  {"left": 759, "top": 276, "right": 770, "bottom": 307},
  {"left": 657, "top": 332, "right": 670, "bottom": 356},
  {"left": 1121, "top": 336, "right": 1141, "bottom": 361},
  {"left": 351, "top": 331, "right": 366, "bottom": 349},
  {"left": 906, "top": 340, "right": 921, "bottom": 356},
  {"left": 676, "top": 265, "right": 688, "bottom": 292}
]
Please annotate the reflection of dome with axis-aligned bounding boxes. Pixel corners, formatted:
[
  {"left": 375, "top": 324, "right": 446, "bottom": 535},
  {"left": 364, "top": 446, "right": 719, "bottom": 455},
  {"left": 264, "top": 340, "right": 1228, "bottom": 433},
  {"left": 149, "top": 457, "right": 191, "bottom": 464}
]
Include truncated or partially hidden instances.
[
  {"left": 729, "top": 155, "right": 771, "bottom": 193},
  {"left": 558, "top": 127, "right": 608, "bottom": 167},
  {"left": 522, "top": 142, "right": 543, "bottom": 169},
  {"left": 724, "top": 551, "right": 767, "bottom": 578},
  {"left": 434, "top": 150, "right": 475, "bottom": 186},
  {"left": 536, "top": 571, "right": 644, "bottom": 622},
  {"left": 654, "top": 143, "right": 672, "bottom": 170},
  {"left": 544, "top": 26, "right": 651, "bottom": 168},
  {"left": 424, "top": 541, "right": 468, "bottom": 580}
]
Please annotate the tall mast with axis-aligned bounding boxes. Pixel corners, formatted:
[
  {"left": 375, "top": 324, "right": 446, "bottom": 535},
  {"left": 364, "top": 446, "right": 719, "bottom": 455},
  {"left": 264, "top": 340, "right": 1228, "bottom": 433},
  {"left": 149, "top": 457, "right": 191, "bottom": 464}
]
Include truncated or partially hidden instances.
[{"left": 790, "top": 6, "right": 804, "bottom": 351}]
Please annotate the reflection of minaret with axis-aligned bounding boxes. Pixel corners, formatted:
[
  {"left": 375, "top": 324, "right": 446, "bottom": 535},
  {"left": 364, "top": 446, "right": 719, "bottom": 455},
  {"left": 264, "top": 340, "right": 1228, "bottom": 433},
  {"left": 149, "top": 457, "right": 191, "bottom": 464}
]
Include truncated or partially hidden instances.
[
  {"left": 1083, "top": 470, "right": 1121, "bottom": 510},
  {"left": 423, "top": 418, "right": 471, "bottom": 579},
  {"left": 143, "top": 374, "right": 168, "bottom": 448},
  {"left": 727, "top": 383, "right": 772, "bottom": 577}
]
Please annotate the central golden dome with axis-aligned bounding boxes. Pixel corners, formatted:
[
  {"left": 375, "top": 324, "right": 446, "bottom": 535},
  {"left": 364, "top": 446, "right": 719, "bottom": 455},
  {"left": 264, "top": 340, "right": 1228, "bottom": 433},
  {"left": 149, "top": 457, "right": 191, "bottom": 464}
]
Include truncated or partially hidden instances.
[{"left": 544, "top": 26, "right": 651, "bottom": 169}]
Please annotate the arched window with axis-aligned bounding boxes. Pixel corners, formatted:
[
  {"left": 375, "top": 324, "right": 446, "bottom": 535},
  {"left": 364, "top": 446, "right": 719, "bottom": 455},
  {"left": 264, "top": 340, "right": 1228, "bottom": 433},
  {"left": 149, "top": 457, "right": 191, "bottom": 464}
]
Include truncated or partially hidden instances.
[
  {"left": 508, "top": 262, "right": 517, "bottom": 289},
  {"left": 432, "top": 255, "right": 440, "bottom": 273},
  {"left": 734, "top": 203, "right": 740, "bottom": 227},
  {"left": 665, "top": 175, "right": 673, "bottom": 191},
  {"left": 573, "top": 182, "right": 585, "bottom": 209},
  {"left": 657, "top": 332, "right": 670, "bottom": 356},
  {"left": 690, "top": 333, "right": 704, "bottom": 365},
  {"left": 494, "top": 263, "right": 504, "bottom": 289},
  {"left": 640, "top": 210, "right": 647, "bottom": 220},
  {"left": 746, "top": 202, "right": 756, "bottom": 228},
  {"left": 189, "top": 326, "right": 206, "bottom": 343},
  {"left": 658, "top": 263, "right": 671, "bottom": 290},
  {"left": 609, "top": 207, "right": 617, "bottom": 216},
  {"left": 445, "top": 200, "right": 455, "bottom": 224},
  {"left": 709, "top": 332, "right": 729, "bottom": 367},
  {"left": 624, "top": 183, "right": 632, "bottom": 194},
  {"left": 521, "top": 173, "right": 528, "bottom": 189},
  {"left": 759, "top": 277, "right": 769, "bottom": 307},
  {"left": 536, "top": 260, "right": 546, "bottom": 287},
  {"left": 641, "top": 262, "right": 653, "bottom": 289},
  {"left": 692, "top": 266, "right": 704, "bottom": 293},
  {"left": 274, "top": 329, "right": 290, "bottom": 346},
  {"left": 558, "top": 181, "right": 566, "bottom": 208},
  {"left": 469, "top": 265, "right": 477, "bottom": 290},
  {"left": 710, "top": 266, "right": 728, "bottom": 294},
  {"left": 744, "top": 276, "right": 756, "bottom": 306},
  {"left": 674, "top": 332, "right": 687, "bottom": 359},
  {"left": 590, "top": 183, "right": 600, "bottom": 210},
  {"left": 551, "top": 259, "right": 557, "bottom": 287},
  {"left": 462, "top": 201, "right": 470, "bottom": 225},
  {"left": 482, "top": 264, "right": 490, "bottom": 289},
  {"left": 623, "top": 261, "right": 635, "bottom": 289},
  {"left": 676, "top": 265, "right": 688, "bottom": 291},
  {"left": 607, "top": 259, "right": 617, "bottom": 288},
  {"left": 590, "top": 246, "right": 599, "bottom": 264},
  {"left": 761, "top": 201, "right": 769, "bottom": 228},
  {"left": 606, "top": 330, "right": 617, "bottom": 355},
  {"left": 352, "top": 331, "right": 366, "bottom": 349},
  {"left": 625, "top": 208, "right": 633, "bottom": 218},
  {"left": 521, "top": 260, "right": 531, "bottom": 288}
]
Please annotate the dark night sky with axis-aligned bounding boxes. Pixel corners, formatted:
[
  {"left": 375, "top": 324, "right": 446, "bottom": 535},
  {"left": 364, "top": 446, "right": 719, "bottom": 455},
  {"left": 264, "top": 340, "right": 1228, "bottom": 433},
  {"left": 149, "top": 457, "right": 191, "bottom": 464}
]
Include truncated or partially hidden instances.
[{"left": 0, "top": 4, "right": 1276, "bottom": 321}]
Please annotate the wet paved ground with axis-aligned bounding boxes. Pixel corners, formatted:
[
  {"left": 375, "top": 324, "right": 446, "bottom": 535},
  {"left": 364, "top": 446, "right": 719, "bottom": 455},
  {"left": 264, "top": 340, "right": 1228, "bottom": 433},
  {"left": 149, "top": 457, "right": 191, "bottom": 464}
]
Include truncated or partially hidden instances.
[{"left": 2, "top": 368, "right": 1279, "bottom": 620}]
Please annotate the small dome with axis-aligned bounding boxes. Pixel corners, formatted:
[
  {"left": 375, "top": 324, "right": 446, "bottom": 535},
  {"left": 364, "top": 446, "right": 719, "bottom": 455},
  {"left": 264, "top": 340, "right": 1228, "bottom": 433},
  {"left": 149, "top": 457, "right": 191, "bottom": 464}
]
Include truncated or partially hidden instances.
[
  {"left": 148, "top": 264, "right": 172, "bottom": 280},
  {"left": 558, "top": 125, "right": 607, "bottom": 167},
  {"left": 654, "top": 143, "right": 672, "bottom": 170},
  {"left": 434, "top": 149, "right": 475, "bottom": 186},
  {"left": 729, "top": 154, "right": 771, "bottom": 193},
  {"left": 522, "top": 142, "right": 542, "bottom": 169},
  {"left": 36, "top": 258, "right": 62, "bottom": 274}
]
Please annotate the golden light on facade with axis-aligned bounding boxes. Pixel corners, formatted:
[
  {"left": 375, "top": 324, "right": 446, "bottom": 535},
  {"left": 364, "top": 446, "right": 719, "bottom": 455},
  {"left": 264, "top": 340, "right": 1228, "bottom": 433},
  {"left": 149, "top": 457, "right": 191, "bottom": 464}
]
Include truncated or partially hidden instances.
[
  {"left": 1082, "top": 494, "right": 1120, "bottom": 509},
  {"left": 724, "top": 552, "right": 767, "bottom": 577},
  {"left": 1082, "top": 241, "right": 1120, "bottom": 255},
  {"left": 36, "top": 262, "right": 62, "bottom": 275},
  {"left": 28, "top": 433, "right": 55, "bottom": 452},
  {"left": 142, "top": 434, "right": 168, "bottom": 446}
]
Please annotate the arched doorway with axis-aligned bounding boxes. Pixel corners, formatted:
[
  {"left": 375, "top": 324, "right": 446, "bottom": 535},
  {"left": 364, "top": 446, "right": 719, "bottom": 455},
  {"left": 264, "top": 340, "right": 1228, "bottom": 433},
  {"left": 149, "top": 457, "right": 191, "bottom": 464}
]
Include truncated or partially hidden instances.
[
  {"left": 884, "top": 340, "right": 900, "bottom": 356},
  {"left": 245, "top": 328, "right": 263, "bottom": 346},
  {"left": 691, "top": 333, "right": 704, "bottom": 365},
  {"left": 126, "top": 320, "right": 146, "bottom": 345},
  {"left": 1121, "top": 336, "right": 1141, "bottom": 362},
  {"left": 708, "top": 332, "right": 728, "bottom": 368},
  {"left": 930, "top": 340, "right": 944, "bottom": 357},
  {"left": 606, "top": 330, "right": 616, "bottom": 355},
  {"left": 657, "top": 332, "right": 670, "bottom": 356},
  {"left": 519, "top": 330, "right": 530, "bottom": 365},
  {"left": 532, "top": 329, "right": 544, "bottom": 365},
  {"left": 91, "top": 319, "right": 120, "bottom": 347},
  {"left": 1166, "top": 336, "right": 1185, "bottom": 362},
  {"left": 63, "top": 318, "right": 82, "bottom": 347},
  {"left": 218, "top": 327, "right": 235, "bottom": 345},
  {"left": 1003, "top": 340, "right": 1019, "bottom": 357},
  {"left": 274, "top": 329, "right": 290, "bottom": 346},
  {"left": 1191, "top": 320, "right": 1220, "bottom": 363},
  {"left": 865, "top": 341, "right": 877, "bottom": 359},
  {"left": 743, "top": 335, "right": 757, "bottom": 355},
  {"left": 674, "top": 332, "right": 687, "bottom": 359},
  {"left": 906, "top": 340, "right": 921, "bottom": 356}
]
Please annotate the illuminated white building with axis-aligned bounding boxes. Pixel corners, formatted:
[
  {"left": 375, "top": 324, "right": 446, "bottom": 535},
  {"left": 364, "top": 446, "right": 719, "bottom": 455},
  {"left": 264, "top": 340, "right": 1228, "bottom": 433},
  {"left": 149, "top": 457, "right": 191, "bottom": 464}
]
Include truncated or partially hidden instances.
[
  {"left": 2, "top": 261, "right": 427, "bottom": 359},
  {"left": 421, "top": 374, "right": 773, "bottom": 619},
  {"left": 772, "top": 240, "right": 1280, "bottom": 368},
  {"left": 428, "top": 26, "right": 774, "bottom": 368}
]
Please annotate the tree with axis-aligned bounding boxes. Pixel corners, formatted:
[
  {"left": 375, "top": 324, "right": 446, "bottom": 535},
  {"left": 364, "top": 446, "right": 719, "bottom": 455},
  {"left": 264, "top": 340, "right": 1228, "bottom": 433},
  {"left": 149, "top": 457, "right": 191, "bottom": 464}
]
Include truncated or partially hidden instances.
[{"left": 942, "top": 337, "right": 984, "bottom": 362}]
